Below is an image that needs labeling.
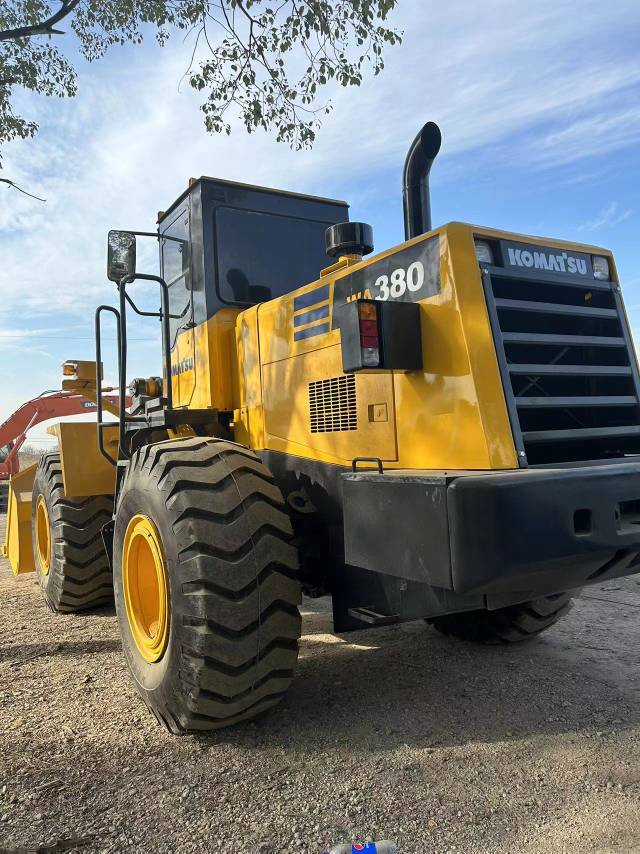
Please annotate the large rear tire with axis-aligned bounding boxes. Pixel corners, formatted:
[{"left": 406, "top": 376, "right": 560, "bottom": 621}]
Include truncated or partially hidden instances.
[
  {"left": 429, "top": 592, "right": 574, "bottom": 643},
  {"left": 31, "top": 453, "right": 113, "bottom": 613},
  {"left": 113, "top": 437, "right": 301, "bottom": 733}
]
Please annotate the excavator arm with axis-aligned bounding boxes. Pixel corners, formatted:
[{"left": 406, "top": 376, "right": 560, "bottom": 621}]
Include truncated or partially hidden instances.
[
  {"left": 1, "top": 361, "right": 131, "bottom": 576},
  {"left": 0, "top": 388, "right": 122, "bottom": 481}
]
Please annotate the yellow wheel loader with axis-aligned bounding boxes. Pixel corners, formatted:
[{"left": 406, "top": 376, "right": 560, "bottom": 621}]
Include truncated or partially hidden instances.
[{"left": 6, "top": 121, "right": 640, "bottom": 732}]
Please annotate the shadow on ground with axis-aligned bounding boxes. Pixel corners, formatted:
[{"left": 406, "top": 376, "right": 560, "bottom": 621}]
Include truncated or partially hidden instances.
[
  {"left": 200, "top": 617, "right": 640, "bottom": 752},
  {"left": 0, "top": 638, "right": 121, "bottom": 665}
]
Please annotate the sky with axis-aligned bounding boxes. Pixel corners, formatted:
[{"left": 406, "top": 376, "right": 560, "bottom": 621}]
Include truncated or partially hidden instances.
[{"left": 1, "top": 0, "right": 640, "bottom": 447}]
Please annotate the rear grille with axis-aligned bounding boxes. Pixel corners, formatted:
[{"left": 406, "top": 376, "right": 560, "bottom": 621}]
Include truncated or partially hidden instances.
[
  {"left": 309, "top": 374, "right": 357, "bottom": 433},
  {"left": 482, "top": 265, "right": 640, "bottom": 465}
]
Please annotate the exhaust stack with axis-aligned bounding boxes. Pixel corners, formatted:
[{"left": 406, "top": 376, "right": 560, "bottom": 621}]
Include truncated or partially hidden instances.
[{"left": 402, "top": 121, "right": 442, "bottom": 240}]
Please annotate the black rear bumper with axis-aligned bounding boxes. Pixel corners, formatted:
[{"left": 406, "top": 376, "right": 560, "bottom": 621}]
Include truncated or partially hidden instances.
[{"left": 342, "top": 459, "right": 640, "bottom": 600}]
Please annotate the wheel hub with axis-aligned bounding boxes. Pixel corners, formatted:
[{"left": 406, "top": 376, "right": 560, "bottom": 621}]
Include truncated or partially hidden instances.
[
  {"left": 122, "top": 514, "right": 169, "bottom": 663},
  {"left": 35, "top": 494, "right": 51, "bottom": 575}
]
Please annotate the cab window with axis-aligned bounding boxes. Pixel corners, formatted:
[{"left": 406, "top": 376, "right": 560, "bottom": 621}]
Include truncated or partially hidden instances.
[
  {"left": 215, "top": 206, "right": 333, "bottom": 306},
  {"left": 161, "top": 208, "right": 192, "bottom": 346}
]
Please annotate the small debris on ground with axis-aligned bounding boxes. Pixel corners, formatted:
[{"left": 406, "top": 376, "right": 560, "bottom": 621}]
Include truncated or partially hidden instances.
[{"left": 1, "top": 513, "right": 640, "bottom": 853}]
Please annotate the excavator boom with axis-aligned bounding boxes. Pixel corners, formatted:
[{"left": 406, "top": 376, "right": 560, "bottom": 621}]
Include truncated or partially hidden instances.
[{"left": 0, "top": 389, "right": 123, "bottom": 481}]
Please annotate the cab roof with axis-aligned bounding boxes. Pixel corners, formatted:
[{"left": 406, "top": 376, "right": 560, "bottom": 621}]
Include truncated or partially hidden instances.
[{"left": 158, "top": 175, "right": 348, "bottom": 224}]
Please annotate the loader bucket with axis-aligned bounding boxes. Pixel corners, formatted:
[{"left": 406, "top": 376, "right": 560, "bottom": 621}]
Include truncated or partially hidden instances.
[{"left": 2, "top": 463, "right": 36, "bottom": 575}]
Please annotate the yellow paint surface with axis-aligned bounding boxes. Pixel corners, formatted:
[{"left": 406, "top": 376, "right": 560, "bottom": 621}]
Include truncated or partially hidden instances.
[
  {"left": 2, "top": 464, "right": 37, "bottom": 575},
  {"left": 172, "top": 221, "right": 618, "bottom": 473},
  {"left": 49, "top": 422, "right": 119, "bottom": 498},
  {"left": 171, "top": 308, "right": 241, "bottom": 410},
  {"left": 237, "top": 222, "right": 519, "bottom": 468}
]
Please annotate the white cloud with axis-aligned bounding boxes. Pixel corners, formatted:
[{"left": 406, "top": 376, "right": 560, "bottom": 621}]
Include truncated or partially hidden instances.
[
  {"left": 0, "top": 340, "right": 53, "bottom": 359},
  {"left": 0, "top": 0, "right": 639, "bottom": 418},
  {"left": 0, "top": 325, "right": 84, "bottom": 339},
  {"left": 578, "top": 201, "right": 634, "bottom": 232},
  {"left": 532, "top": 106, "right": 640, "bottom": 169}
]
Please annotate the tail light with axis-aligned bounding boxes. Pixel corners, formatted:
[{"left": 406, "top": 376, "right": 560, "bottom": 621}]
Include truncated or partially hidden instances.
[
  {"left": 357, "top": 302, "right": 381, "bottom": 368},
  {"left": 335, "top": 299, "right": 422, "bottom": 373}
]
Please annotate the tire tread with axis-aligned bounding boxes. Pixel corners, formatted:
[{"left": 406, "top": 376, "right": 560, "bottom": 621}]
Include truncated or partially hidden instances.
[
  {"left": 32, "top": 452, "right": 113, "bottom": 613},
  {"left": 430, "top": 593, "right": 575, "bottom": 644},
  {"left": 116, "top": 437, "right": 301, "bottom": 733}
]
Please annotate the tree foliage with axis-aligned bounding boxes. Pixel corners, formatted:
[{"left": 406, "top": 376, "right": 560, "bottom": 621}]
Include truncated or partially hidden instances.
[{"left": 0, "top": 0, "right": 401, "bottom": 165}]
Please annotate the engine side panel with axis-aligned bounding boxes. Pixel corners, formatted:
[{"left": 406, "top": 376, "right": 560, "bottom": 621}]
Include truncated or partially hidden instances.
[{"left": 250, "top": 224, "right": 518, "bottom": 470}]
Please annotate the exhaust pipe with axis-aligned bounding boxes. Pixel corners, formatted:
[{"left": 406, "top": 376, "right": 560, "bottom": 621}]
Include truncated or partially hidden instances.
[{"left": 402, "top": 121, "right": 442, "bottom": 240}]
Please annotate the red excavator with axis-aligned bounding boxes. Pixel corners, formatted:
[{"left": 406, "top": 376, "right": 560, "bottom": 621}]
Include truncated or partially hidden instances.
[{"left": 0, "top": 389, "right": 124, "bottom": 481}]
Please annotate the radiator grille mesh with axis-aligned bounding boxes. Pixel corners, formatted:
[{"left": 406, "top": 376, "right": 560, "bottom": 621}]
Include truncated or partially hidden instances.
[
  {"left": 482, "top": 264, "right": 640, "bottom": 465},
  {"left": 309, "top": 375, "right": 357, "bottom": 433}
]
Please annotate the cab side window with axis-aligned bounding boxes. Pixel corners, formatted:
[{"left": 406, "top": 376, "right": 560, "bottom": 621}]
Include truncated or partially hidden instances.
[{"left": 161, "top": 208, "right": 192, "bottom": 346}]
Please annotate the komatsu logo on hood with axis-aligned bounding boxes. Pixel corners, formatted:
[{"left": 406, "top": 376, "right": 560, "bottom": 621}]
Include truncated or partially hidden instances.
[{"left": 502, "top": 241, "right": 592, "bottom": 277}]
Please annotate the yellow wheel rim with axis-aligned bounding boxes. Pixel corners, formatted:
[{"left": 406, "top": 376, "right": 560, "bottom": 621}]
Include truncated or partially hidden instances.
[
  {"left": 35, "top": 495, "right": 51, "bottom": 576},
  {"left": 122, "top": 514, "right": 169, "bottom": 663}
]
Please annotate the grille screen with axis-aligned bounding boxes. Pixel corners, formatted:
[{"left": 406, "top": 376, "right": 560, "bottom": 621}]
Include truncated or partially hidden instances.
[
  {"left": 483, "top": 265, "right": 640, "bottom": 465},
  {"left": 309, "top": 375, "right": 357, "bottom": 433}
]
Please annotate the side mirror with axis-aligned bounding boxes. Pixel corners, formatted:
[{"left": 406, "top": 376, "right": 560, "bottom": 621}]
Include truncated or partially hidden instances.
[{"left": 107, "top": 230, "right": 136, "bottom": 283}]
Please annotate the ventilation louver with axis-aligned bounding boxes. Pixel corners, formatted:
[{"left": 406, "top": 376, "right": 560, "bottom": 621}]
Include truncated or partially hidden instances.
[{"left": 309, "top": 375, "right": 357, "bottom": 433}]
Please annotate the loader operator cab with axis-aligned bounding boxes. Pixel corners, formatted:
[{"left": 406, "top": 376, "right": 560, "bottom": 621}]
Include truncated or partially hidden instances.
[
  {"left": 158, "top": 178, "right": 350, "bottom": 343},
  {"left": 105, "top": 178, "right": 353, "bottom": 417}
]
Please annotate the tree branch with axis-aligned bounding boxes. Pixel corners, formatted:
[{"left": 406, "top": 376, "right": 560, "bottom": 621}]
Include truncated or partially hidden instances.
[
  {"left": 0, "top": 0, "right": 81, "bottom": 42},
  {"left": 0, "top": 178, "right": 45, "bottom": 201}
]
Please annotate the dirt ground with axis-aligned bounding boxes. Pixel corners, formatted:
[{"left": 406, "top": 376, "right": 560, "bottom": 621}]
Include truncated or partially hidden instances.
[{"left": 1, "top": 506, "right": 640, "bottom": 854}]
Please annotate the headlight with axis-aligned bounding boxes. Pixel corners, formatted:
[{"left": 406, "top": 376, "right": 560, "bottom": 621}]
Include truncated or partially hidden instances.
[
  {"left": 474, "top": 239, "right": 494, "bottom": 264},
  {"left": 592, "top": 255, "right": 610, "bottom": 281}
]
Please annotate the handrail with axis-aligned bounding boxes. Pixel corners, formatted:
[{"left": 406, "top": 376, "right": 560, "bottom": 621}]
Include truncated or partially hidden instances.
[
  {"left": 121, "top": 273, "right": 173, "bottom": 409},
  {"left": 95, "top": 305, "right": 121, "bottom": 467},
  {"left": 94, "top": 272, "right": 174, "bottom": 463},
  {"left": 124, "top": 291, "right": 160, "bottom": 318},
  {"left": 115, "top": 272, "right": 173, "bottom": 460},
  {"left": 124, "top": 289, "right": 181, "bottom": 320}
]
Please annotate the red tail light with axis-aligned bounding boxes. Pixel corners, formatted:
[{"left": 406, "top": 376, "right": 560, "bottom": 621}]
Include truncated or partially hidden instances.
[
  {"left": 335, "top": 298, "right": 422, "bottom": 373},
  {"left": 358, "top": 302, "right": 381, "bottom": 367}
]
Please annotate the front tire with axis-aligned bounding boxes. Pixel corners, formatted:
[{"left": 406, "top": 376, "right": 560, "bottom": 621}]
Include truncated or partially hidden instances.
[
  {"left": 31, "top": 453, "right": 113, "bottom": 613},
  {"left": 429, "top": 592, "right": 574, "bottom": 643},
  {"left": 113, "top": 438, "right": 301, "bottom": 733}
]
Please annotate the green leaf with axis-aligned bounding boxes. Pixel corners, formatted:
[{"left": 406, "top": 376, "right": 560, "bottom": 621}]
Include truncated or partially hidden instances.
[{"left": 0, "top": 0, "right": 402, "bottom": 157}]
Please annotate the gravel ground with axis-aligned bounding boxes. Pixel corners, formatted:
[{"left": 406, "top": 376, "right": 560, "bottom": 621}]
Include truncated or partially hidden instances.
[{"left": 1, "top": 503, "right": 640, "bottom": 854}]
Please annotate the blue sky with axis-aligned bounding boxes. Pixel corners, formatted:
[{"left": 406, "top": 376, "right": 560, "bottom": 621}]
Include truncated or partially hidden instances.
[{"left": 1, "top": 0, "right": 639, "bottom": 446}]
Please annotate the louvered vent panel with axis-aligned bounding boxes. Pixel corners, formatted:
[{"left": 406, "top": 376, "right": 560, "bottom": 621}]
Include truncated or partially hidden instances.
[
  {"left": 309, "top": 375, "right": 357, "bottom": 433},
  {"left": 482, "top": 265, "right": 640, "bottom": 465}
]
